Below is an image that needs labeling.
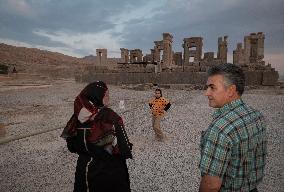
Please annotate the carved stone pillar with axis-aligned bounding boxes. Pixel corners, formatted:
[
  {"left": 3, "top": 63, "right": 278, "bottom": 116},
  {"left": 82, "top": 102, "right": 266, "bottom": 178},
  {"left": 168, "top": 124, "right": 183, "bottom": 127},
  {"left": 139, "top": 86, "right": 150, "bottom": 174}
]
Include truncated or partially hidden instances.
[
  {"left": 217, "top": 36, "right": 228, "bottom": 63},
  {"left": 183, "top": 41, "right": 189, "bottom": 65},
  {"left": 162, "top": 33, "right": 173, "bottom": 68},
  {"left": 96, "top": 49, "right": 107, "bottom": 66},
  {"left": 120, "top": 48, "right": 129, "bottom": 63}
]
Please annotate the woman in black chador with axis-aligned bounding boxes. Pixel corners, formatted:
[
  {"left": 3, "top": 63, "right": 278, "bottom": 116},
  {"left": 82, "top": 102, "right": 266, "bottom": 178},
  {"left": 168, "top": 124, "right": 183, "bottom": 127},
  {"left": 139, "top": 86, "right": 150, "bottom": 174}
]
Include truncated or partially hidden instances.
[{"left": 61, "top": 81, "right": 133, "bottom": 192}]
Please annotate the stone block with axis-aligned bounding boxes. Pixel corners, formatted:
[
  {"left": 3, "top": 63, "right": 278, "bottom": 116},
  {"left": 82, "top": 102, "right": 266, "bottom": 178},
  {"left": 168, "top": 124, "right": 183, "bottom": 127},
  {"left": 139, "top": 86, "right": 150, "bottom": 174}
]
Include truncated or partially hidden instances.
[
  {"left": 262, "top": 71, "right": 279, "bottom": 86},
  {"left": 244, "top": 71, "right": 262, "bottom": 85}
]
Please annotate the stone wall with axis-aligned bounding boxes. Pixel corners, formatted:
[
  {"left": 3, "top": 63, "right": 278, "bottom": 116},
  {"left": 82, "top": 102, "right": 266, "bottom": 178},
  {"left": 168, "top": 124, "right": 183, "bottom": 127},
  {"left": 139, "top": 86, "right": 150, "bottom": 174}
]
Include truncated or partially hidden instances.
[
  {"left": 76, "top": 71, "right": 208, "bottom": 85},
  {"left": 76, "top": 70, "right": 278, "bottom": 87},
  {"left": 244, "top": 71, "right": 263, "bottom": 85},
  {"left": 242, "top": 71, "right": 279, "bottom": 86},
  {"left": 262, "top": 71, "right": 279, "bottom": 86}
]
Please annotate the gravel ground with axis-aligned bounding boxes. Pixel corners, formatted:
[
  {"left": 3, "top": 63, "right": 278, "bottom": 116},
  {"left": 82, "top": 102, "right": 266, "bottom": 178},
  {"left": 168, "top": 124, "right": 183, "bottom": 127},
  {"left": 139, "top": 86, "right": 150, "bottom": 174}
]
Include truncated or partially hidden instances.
[{"left": 0, "top": 78, "right": 283, "bottom": 192}]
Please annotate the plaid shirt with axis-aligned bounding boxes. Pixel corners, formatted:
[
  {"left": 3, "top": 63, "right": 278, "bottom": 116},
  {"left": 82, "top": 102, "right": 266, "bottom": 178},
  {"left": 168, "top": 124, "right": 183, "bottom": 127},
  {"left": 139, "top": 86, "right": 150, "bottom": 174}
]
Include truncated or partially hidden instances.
[{"left": 199, "top": 99, "right": 267, "bottom": 192}]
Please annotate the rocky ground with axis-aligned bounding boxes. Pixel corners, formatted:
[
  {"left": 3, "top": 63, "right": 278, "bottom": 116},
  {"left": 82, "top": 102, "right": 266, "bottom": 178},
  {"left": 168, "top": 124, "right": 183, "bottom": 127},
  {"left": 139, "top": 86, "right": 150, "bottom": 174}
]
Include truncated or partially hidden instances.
[{"left": 0, "top": 76, "right": 283, "bottom": 192}]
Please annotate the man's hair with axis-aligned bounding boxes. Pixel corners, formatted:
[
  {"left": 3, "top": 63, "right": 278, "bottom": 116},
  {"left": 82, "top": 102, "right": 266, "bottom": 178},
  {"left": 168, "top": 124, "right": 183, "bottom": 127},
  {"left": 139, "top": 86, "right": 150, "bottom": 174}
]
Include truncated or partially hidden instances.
[
  {"left": 207, "top": 63, "right": 245, "bottom": 95},
  {"left": 155, "top": 88, "right": 162, "bottom": 96}
]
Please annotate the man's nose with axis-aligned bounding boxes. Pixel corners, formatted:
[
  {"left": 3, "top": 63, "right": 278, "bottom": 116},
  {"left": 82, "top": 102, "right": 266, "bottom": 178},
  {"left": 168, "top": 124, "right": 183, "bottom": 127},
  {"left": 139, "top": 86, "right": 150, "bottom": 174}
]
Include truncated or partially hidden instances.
[{"left": 204, "top": 88, "right": 210, "bottom": 96}]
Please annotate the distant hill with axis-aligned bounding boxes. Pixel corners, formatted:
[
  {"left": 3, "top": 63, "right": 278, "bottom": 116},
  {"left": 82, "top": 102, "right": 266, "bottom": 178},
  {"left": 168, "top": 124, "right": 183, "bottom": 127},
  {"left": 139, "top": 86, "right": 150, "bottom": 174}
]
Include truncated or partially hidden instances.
[
  {"left": 0, "top": 43, "right": 94, "bottom": 78},
  {"left": 82, "top": 54, "right": 96, "bottom": 62}
]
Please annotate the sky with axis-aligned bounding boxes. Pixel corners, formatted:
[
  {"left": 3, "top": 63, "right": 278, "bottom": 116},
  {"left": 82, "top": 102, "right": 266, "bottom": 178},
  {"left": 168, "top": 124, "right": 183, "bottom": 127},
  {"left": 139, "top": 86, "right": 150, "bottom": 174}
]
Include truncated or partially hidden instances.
[{"left": 0, "top": 0, "right": 283, "bottom": 74}]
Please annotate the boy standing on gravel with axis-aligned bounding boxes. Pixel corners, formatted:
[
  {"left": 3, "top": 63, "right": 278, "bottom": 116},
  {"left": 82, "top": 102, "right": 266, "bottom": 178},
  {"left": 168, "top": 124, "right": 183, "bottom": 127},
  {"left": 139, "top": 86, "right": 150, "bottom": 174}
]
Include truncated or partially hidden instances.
[
  {"left": 199, "top": 63, "right": 267, "bottom": 192},
  {"left": 149, "top": 88, "right": 171, "bottom": 141}
]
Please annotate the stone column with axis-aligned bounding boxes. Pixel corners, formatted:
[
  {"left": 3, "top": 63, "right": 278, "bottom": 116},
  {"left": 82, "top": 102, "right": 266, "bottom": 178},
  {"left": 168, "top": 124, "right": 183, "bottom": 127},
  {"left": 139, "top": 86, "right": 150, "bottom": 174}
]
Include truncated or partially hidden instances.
[
  {"left": 257, "top": 32, "right": 265, "bottom": 61},
  {"left": 174, "top": 52, "right": 182, "bottom": 66},
  {"left": 137, "top": 49, "right": 143, "bottom": 62},
  {"left": 150, "top": 49, "right": 155, "bottom": 63},
  {"left": 233, "top": 43, "right": 246, "bottom": 65},
  {"left": 162, "top": 33, "right": 173, "bottom": 69},
  {"left": 233, "top": 43, "right": 241, "bottom": 64},
  {"left": 120, "top": 48, "right": 129, "bottom": 63},
  {"left": 183, "top": 40, "right": 189, "bottom": 65},
  {"left": 249, "top": 33, "right": 259, "bottom": 63},
  {"left": 96, "top": 49, "right": 107, "bottom": 66},
  {"left": 154, "top": 41, "right": 163, "bottom": 62},
  {"left": 195, "top": 38, "right": 203, "bottom": 61},
  {"left": 244, "top": 36, "right": 251, "bottom": 64},
  {"left": 130, "top": 50, "right": 135, "bottom": 63},
  {"left": 217, "top": 36, "right": 228, "bottom": 63}
]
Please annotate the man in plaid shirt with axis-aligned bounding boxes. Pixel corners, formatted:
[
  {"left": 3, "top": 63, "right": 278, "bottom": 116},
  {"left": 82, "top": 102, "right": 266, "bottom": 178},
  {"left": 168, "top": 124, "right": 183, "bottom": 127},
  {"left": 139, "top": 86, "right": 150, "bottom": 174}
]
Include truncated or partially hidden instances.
[{"left": 199, "top": 63, "right": 267, "bottom": 192}]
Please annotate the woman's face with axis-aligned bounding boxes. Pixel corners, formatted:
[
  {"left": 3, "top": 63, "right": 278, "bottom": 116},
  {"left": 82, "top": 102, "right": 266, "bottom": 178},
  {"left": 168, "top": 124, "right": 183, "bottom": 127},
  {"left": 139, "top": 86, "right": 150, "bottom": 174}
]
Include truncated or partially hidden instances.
[{"left": 103, "top": 90, "right": 110, "bottom": 106}]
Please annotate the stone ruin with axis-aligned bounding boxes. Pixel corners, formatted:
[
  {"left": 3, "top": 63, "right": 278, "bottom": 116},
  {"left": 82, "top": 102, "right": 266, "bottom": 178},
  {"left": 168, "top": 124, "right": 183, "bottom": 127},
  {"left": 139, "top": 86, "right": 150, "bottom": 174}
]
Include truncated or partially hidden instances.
[
  {"left": 130, "top": 49, "right": 143, "bottom": 63},
  {"left": 154, "top": 33, "right": 174, "bottom": 69},
  {"left": 233, "top": 32, "right": 264, "bottom": 65},
  {"left": 77, "top": 32, "right": 279, "bottom": 87},
  {"left": 95, "top": 49, "right": 107, "bottom": 66},
  {"left": 183, "top": 37, "right": 203, "bottom": 65},
  {"left": 232, "top": 32, "right": 278, "bottom": 85}
]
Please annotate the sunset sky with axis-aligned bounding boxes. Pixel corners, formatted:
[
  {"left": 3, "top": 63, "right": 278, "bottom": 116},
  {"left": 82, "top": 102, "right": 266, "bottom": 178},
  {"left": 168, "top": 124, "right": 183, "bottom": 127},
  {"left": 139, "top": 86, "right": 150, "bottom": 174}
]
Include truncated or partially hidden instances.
[{"left": 0, "top": 0, "right": 283, "bottom": 74}]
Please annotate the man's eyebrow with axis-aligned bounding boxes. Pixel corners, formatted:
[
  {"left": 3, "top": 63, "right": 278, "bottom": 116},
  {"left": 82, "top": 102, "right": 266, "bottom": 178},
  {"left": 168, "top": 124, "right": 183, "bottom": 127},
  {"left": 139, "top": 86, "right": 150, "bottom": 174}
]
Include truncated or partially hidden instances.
[{"left": 206, "top": 83, "right": 215, "bottom": 87}]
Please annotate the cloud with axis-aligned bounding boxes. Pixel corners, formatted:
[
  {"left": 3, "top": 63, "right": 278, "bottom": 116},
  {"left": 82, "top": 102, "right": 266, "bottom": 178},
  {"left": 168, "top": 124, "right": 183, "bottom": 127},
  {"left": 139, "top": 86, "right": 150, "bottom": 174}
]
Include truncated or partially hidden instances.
[
  {"left": 0, "top": 38, "right": 81, "bottom": 57},
  {"left": 119, "top": 0, "right": 284, "bottom": 64},
  {"left": 109, "top": 0, "right": 163, "bottom": 26},
  {"left": 33, "top": 29, "right": 123, "bottom": 57},
  {"left": 0, "top": 0, "right": 283, "bottom": 73},
  {"left": 5, "top": 0, "right": 36, "bottom": 18}
]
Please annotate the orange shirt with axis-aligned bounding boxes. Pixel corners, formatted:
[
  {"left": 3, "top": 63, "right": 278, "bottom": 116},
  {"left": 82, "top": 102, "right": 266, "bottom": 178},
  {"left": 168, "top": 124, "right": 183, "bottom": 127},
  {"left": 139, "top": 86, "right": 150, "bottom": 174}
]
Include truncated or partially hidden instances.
[{"left": 149, "top": 97, "right": 170, "bottom": 117}]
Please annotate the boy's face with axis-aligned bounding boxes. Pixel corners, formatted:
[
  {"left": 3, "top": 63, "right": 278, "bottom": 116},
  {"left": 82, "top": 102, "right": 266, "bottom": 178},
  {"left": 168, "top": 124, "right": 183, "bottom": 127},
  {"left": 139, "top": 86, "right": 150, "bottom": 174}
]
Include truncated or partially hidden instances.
[{"left": 155, "top": 91, "right": 161, "bottom": 99}]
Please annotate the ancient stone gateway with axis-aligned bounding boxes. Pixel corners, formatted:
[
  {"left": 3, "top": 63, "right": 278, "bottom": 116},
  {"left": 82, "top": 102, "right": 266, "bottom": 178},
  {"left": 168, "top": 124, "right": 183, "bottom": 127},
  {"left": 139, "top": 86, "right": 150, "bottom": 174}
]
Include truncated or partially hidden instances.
[
  {"left": 183, "top": 37, "right": 203, "bottom": 65},
  {"left": 130, "top": 49, "right": 143, "bottom": 63}
]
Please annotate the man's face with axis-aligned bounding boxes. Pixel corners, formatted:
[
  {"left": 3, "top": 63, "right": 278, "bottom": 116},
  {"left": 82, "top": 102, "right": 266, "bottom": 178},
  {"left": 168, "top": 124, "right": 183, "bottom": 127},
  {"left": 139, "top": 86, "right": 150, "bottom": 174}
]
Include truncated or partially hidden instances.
[
  {"left": 204, "top": 74, "right": 231, "bottom": 108},
  {"left": 155, "top": 91, "right": 161, "bottom": 99}
]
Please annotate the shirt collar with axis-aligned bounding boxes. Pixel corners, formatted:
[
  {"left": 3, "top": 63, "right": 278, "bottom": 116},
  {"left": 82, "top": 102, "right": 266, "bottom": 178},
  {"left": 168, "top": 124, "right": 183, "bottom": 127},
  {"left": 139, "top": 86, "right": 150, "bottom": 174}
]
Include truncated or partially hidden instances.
[{"left": 212, "top": 98, "right": 244, "bottom": 119}]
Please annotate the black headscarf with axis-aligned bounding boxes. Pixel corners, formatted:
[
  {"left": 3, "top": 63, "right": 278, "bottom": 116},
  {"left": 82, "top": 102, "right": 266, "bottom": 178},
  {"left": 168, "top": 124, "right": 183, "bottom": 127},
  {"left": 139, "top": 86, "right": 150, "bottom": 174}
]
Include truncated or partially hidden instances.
[
  {"left": 62, "top": 80, "right": 133, "bottom": 161},
  {"left": 79, "top": 81, "right": 108, "bottom": 107}
]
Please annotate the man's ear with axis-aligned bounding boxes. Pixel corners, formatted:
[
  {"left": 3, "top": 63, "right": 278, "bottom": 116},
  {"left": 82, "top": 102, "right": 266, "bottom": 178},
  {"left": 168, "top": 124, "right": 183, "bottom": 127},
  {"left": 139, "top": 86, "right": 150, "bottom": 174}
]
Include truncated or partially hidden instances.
[{"left": 228, "top": 84, "right": 237, "bottom": 97}]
